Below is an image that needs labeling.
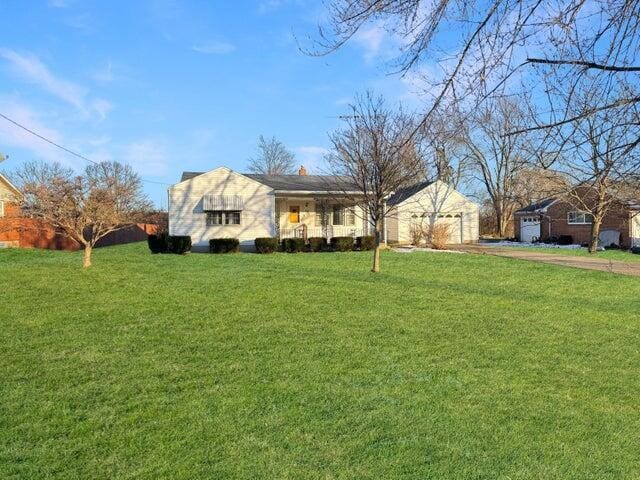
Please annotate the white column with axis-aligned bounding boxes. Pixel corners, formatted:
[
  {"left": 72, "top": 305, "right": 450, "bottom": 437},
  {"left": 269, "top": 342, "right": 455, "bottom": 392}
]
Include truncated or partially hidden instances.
[{"left": 383, "top": 201, "right": 388, "bottom": 245}]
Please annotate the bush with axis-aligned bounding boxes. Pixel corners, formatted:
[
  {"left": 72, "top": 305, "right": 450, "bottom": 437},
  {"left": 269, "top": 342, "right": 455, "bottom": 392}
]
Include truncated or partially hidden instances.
[
  {"left": 282, "top": 238, "right": 305, "bottom": 253},
  {"left": 307, "top": 237, "right": 327, "bottom": 252},
  {"left": 168, "top": 235, "right": 192, "bottom": 254},
  {"left": 209, "top": 238, "right": 240, "bottom": 253},
  {"left": 631, "top": 246, "right": 640, "bottom": 255},
  {"left": 558, "top": 234, "right": 573, "bottom": 245},
  {"left": 330, "top": 236, "right": 354, "bottom": 252},
  {"left": 356, "top": 235, "right": 375, "bottom": 251},
  {"left": 426, "top": 224, "right": 450, "bottom": 250},
  {"left": 148, "top": 233, "right": 169, "bottom": 253},
  {"left": 255, "top": 237, "right": 278, "bottom": 253},
  {"left": 409, "top": 225, "right": 424, "bottom": 246}
]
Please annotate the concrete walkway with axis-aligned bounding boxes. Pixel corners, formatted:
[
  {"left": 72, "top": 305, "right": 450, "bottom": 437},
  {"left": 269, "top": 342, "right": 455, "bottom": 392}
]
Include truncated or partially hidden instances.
[{"left": 454, "top": 245, "right": 640, "bottom": 277}]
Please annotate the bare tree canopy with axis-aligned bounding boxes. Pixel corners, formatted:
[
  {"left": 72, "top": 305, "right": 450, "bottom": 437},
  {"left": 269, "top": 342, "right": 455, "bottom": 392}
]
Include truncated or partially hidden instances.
[
  {"left": 15, "top": 160, "right": 151, "bottom": 267},
  {"left": 247, "top": 135, "right": 297, "bottom": 175},
  {"left": 529, "top": 73, "right": 640, "bottom": 252},
  {"left": 311, "top": 0, "right": 640, "bottom": 134},
  {"left": 327, "top": 92, "right": 422, "bottom": 272}
]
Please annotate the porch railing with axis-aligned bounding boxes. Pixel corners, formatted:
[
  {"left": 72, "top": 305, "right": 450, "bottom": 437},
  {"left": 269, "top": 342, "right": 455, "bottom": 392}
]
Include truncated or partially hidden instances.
[{"left": 279, "top": 226, "right": 365, "bottom": 241}]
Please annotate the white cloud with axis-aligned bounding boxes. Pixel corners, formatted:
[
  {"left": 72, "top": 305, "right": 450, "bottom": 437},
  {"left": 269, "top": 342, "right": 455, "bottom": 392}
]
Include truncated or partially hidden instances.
[
  {"left": 191, "top": 41, "right": 236, "bottom": 55},
  {"left": 0, "top": 97, "right": 70, "bottom": 165},
  {"left": 91, "top": 98, "right": 113, "bottom": 120},
  {"left": 123, "top": 139, "right": 169, "bottom": 178},
  {"left": 353, "top": 25, "right": 386, "bottom": 62},
  {"left": 0, "top": 48, "right": 112, "bottom": 120},
  {"left": 294, "top": 146, "right": 329, "bottom": 174}
]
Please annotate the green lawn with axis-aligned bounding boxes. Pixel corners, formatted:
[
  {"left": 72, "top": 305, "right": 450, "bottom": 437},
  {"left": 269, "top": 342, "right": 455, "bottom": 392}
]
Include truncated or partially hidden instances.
[
  {"left": 505, "top": 246, "right": 640, "bottom": 262},
  {"left": 2, "top": 243, "right": 640, "bottom": 479}
]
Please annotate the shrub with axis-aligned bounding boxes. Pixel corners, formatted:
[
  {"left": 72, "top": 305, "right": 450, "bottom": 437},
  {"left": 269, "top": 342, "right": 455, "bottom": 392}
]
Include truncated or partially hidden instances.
[
  {"left": 148, "top": 232, "right": 169, "bottom": 253},
  {"left": 425, "top": 224, "right": 450, "bottom": 250},
  {"left": 282, "top": 238, "right": 305, "bottom": 253},
  {"left": 356, "top": 235, "right": 375, "bottom": 251},
  {"left": 209, "top": 238, "right": 240, "bottom": 253},
  {"left": 330, "top": 236, "right": 354, "bottom": 252},
  {"left": 308, "top": 237, "right": 327, "bottom": 252},
  {"left": 255, "top": 237, "right": 278, "bottom": 253},
  {"left": 558, "top": 234, "right": 573, "bottom": 245},
  {"left": 631, "top": 246, "right": 640, "bottom": 255},
  {"left": 168, "top": 235, "right": 192, "bottom": 254},
  {"left": 409, "top": 225, "right": 424, "bottom": 246}
]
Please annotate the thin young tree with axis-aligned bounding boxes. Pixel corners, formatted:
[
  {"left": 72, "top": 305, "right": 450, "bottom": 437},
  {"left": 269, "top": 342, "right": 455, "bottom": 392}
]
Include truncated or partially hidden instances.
[
  {"left": 247, "top": 135, "right": 297, "bottom": 175},
  {"left": 15, "top": 160, "right": 151, "bottom": 267},
  {"left": 326, "top": 92, "right": 422, "bottom": 272}
]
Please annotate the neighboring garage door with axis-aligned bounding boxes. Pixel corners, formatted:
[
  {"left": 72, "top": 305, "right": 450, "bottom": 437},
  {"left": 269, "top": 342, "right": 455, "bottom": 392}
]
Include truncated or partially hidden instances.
[
  {"left": 632, "top": 214, "right": 640, "bottom": 247},
  {"left": 435, "top": 213, "right": 463, "bottom": 244},
  {"left": 520, "top": 216, "right": 541, "bottom": 242}
]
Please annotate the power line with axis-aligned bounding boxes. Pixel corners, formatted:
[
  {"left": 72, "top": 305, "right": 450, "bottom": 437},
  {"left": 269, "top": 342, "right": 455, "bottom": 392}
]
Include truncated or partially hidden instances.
[{"left": 0, "top": 112, "right": 172, "bottom": 186}]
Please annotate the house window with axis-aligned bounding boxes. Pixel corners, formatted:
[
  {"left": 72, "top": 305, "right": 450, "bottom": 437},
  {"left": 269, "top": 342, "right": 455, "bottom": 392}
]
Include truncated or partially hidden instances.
[
  {"left": 567, "top": 211, "right": 593, "bottom": 225},
  {"left": 345, "top": 207, "right": 356, "bottom": 226},
  {"left": 332, "top": 205, "right": 344, "bottom": 225},
  {"left": 289, "top": 206, "right": 300, "bottom": 224},
  {"left": 206, "top": 211, "right": 241, "bottom": 226}
]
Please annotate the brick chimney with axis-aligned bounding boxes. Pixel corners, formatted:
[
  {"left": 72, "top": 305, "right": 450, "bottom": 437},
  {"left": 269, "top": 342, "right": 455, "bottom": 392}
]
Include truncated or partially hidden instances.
[{"left": 298, "top": 165, "right": 308, "bottom": 176}]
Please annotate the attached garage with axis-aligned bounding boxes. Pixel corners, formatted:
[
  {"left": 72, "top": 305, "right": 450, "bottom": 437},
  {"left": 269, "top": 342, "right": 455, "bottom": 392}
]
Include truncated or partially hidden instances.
[
  {"left": 385, "top": 180, "right": 480, "bottom": 245},
  {"left": 520, "top": 216, "right": 541, "bottom": 243}
]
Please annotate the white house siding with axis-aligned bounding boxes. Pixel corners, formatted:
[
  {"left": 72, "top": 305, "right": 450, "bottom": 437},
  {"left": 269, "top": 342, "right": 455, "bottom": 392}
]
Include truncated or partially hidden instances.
[
  {"left": 390, "top": 181, "right": 479, "bottom": 244},
  {"left": 169, "top": 167, "right": 275, "bottom": 251}
]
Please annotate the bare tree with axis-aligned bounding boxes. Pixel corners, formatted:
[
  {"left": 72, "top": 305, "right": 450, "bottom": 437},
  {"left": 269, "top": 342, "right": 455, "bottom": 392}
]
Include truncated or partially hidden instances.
[
  {"left": 15, "top": 160, "right": 151, "bottom": 267},
  {"left": 311, "top": 1, "right": 640, "bottom": 138},
  {"left": 247, "top": 135, "right": 297, "bottom": 175},
  {"left": 420, "top": 107, "right": 471, "bottom": 190},
  {"left": 326, "top": 92, "right": 421, "bottom": 272},
  {"left": 453, "top": 98, "right": 535, "bottom": 237},
  {"left": 531, "top": 78, "right": 640, "bottom": 252}
]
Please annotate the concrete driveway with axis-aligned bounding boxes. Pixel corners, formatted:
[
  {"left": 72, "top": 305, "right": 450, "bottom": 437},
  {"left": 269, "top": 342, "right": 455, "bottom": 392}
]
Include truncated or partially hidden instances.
[{"left": 454, "top": 244, "right": 640, "bottom": 277}]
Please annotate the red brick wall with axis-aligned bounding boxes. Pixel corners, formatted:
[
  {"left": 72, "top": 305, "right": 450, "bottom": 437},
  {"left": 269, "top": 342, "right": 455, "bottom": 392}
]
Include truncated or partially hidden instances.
[{"left": 514, "top": 197, "right": 632, "bottom": 247}]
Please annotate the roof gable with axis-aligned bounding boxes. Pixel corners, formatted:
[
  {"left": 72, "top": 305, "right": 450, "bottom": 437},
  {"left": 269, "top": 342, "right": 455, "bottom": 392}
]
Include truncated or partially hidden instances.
[{"left": 0, "top": 173, "right": 21, "bottom": 197}]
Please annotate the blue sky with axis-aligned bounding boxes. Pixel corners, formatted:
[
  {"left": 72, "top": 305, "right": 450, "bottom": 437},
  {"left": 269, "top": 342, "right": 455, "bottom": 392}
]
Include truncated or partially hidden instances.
[{"left": 0, "top": 0, "right": 425, "bottom": 206}]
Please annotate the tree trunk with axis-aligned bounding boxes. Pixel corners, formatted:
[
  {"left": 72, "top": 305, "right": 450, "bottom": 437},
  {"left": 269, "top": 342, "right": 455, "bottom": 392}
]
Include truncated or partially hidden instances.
[
  {"left": 83, "top": 245, "right": 93, "bottom": 268},
  {"left": 372, "top": 220, "right": 382, "bottom": 273},
  {"left": 588, "top": 218, "right": 602, "bottom": 254},
  {"left": 494, "top": 202, "right": 504, "bottom": 237}
]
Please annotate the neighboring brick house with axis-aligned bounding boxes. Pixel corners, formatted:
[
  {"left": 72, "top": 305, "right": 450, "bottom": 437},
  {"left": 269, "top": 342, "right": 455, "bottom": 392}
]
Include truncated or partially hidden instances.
[
  {"left": 0, "top": 173, "right": 158, "bottom": 250},
  {"left": 514, "top": 186, "right": 640, "bottom": 248}
]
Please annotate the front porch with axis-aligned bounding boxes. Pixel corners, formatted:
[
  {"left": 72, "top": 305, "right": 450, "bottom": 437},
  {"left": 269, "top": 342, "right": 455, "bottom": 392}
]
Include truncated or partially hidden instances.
[{"left": 275, "top": 195, "right": 369, "bottom": 241}]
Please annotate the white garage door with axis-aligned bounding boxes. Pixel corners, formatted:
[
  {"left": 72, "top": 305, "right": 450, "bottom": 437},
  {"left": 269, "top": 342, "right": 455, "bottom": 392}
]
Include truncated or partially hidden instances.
[
  {"left": 632, "top": 214, "right": 640, "bottom": 247},
  {"left": 520, "top": 216, "right": 541, "bottom": 243},
  {"left": 435, "top": 213, "right": 463, "bottom": 244}
]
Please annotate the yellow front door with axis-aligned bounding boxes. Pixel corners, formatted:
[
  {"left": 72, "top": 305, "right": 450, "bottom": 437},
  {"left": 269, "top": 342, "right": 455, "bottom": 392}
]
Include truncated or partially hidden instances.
[{"left": 289, "top": 206, "right": 300, "bottom": 223}]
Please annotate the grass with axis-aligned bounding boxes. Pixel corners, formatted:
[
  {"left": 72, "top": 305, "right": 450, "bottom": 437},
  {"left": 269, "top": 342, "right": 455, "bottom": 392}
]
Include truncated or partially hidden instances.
[
  {"left": 2, "top": 243, "right": 640, "bottom": 479},
  {"left": 505, "top": 245, "right": 640, "bottom": 262}
]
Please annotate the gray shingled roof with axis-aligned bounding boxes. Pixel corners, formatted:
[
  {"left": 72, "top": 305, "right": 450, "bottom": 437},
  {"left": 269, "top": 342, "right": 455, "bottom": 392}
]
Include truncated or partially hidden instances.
[
  {"left": 386, "top": 180, "right": 434, "bottom": 206},
  {"left": 515, "top": 197, "right": 557, "bottom": 214},
  {"left": 180, "top": 171, "right": 359, "bottom": 192}
]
